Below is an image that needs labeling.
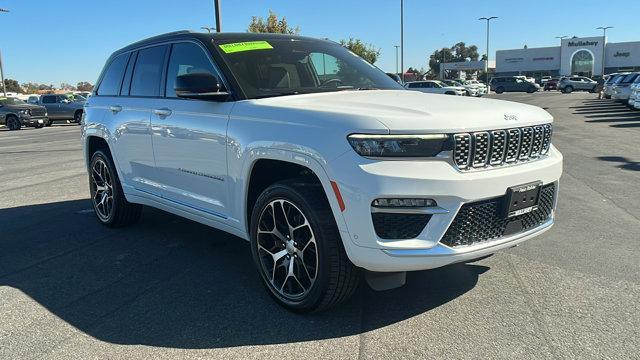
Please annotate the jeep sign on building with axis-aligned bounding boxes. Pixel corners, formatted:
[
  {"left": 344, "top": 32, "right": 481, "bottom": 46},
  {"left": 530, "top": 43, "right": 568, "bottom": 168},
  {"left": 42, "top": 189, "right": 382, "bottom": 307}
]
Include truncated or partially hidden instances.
[{"left": 496, "top": 36, "right": 640, "bottom": 77}]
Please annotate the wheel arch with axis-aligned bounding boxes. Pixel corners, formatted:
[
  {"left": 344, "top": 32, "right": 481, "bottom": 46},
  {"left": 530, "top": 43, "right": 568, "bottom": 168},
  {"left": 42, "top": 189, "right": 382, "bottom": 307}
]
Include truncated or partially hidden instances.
[{"left": 240, "top": 150, "right": 348, "bottom": 239}]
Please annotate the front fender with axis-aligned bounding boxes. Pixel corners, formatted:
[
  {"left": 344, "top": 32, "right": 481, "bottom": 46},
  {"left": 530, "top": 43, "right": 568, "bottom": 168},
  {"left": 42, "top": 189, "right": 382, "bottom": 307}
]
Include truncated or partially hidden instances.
[{"left": 236, "top": 146, "right": 350, "bottom": 237}]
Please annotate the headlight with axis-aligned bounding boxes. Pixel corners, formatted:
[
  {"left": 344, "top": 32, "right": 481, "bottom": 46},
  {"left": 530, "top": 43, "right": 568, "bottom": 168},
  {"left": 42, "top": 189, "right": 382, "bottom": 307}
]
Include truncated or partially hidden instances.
[
  {"left": 347, "top": 134, "right": 450, "bottom": 158},
  {"left": 19, "top": 109, "right": 31, "bottom": 116}
]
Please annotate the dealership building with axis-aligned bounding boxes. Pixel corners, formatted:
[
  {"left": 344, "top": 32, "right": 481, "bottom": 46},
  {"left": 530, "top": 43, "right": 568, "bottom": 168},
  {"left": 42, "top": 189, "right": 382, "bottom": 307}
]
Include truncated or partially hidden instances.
[{"left": 495, "top": 36, "right": 640, "bottom": 78}]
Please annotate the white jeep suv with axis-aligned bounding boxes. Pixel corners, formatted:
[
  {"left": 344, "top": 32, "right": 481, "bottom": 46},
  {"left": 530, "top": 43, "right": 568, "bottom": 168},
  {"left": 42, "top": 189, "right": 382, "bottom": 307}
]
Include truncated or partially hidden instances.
[{"left": 83, "top": 32, "right": 563, "bottom": 312}]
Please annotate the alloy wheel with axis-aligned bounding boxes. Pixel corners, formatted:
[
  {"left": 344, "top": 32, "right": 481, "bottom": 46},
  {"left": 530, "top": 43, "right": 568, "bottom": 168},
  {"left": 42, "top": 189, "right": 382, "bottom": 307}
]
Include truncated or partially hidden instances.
[
  {"left": 91, "top": 158, "right": 114, "bottom": 221},
  {"left": 256, "top": 199, "right": 318, "bottom": 301}
]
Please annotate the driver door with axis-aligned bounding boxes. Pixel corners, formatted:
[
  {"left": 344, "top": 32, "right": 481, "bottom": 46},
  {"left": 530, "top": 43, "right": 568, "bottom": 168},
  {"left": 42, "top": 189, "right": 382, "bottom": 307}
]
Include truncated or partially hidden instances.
[{"left": 151, "top": 41, "right": 234, "bottom": 219}]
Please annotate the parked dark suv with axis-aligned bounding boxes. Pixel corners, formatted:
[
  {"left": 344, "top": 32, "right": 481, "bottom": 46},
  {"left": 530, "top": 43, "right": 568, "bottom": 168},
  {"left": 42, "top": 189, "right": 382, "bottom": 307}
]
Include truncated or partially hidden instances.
[
  {"left": 0, "top": 97, "right": 48, "bottom": 130},
  {"left": 27, "top": 94, "right": 84, "bottom": 126},
  {"left": 490, "top": 77, "right": 539, "bottom": 94}
]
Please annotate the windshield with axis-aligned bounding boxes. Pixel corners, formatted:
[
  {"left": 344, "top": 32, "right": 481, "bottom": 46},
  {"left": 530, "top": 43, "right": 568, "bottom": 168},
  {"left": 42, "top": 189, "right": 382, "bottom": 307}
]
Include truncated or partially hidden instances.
[
  {"left": 0, "top": 97, "right": 26, "bottom": 105},
  {"left": 215, "top": 38, "right": 403, "bottom": 99}
]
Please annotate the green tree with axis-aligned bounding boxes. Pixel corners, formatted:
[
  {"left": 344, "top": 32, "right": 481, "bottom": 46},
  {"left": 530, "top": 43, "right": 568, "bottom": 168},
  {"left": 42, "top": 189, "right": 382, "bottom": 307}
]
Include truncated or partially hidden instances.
[
  {"left": 339, "top": 38, "right": 381, "bottom": 64},
  {"left": 3, "top": 79, "right": 22, "bottom": 93},
  {"left": 428, "top": 42, "right": 481, "bottom": 77},
  {"left": 248, "top": 10, "right": 300, "bottom": 34}
]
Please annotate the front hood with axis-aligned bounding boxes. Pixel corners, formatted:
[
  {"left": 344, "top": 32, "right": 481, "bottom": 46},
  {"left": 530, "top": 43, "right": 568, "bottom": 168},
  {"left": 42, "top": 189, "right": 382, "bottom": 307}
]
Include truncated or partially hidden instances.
[
  {"left": 251, "top": 90, "right": 553, "bottom": 133},
  {"left": 6, "top": 103, "right": 46, "bottom": 111}
]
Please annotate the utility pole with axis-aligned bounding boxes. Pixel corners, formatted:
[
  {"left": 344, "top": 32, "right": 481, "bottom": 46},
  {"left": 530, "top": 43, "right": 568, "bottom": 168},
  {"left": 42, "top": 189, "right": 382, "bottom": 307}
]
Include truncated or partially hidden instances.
[
  {"left": 394, "top": 45, "right": 400, "bottom": 75},
  {"left": 596, "top": 26, "right": 612, "bottom": 77},
  {"left": 400, "top": 0, "right": 404, "bottom": 83},
  {"left": 0, "top": 8, "right": 8, "bottom": 96},
  {"left": 479, "top": 16, "right": 497, "bottom": 94},
  {"left": 214, "top": 0, "right": 222, "bottom": 33}
]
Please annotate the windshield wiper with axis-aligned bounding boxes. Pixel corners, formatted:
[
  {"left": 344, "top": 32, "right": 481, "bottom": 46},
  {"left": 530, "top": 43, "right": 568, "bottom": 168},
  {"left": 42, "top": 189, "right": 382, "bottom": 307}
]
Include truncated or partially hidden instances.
[{"left": 253, "top": 91, "right": 301, "bottom": 99}]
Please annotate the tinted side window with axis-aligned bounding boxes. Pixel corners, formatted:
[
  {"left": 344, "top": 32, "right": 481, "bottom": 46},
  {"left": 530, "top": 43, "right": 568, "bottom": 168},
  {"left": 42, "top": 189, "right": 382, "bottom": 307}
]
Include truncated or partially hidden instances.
[
  {"left": 42, "top": 95, "right": 56, "bottom": 104},
  {"left": 407, "top": 83, "right": 418, "bottom": 88},
  {"left": 130, "top": 45, "right": 168, "bottom": 97},
  {"left": 97, "top": 53, "right": 130, "bottom": 96},
  {"left": 165, "top": 42, "right": 217, "bottom": 98}
]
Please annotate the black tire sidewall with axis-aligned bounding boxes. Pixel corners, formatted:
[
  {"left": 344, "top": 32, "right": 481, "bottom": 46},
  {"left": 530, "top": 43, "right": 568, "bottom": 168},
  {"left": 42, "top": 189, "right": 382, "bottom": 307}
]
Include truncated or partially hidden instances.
[
  {"left": 249, "top": 182, "right": 333, "bottom": 312},
  {"left": 496, "top": 87, "right": 504, "bottom": 94},
  {"left": 74, "top": 110, "right": 82, "bottom": 123},
  {"left": 7, "top": 116, "right": 20, "bottom": 130},
  {"left": 89, "top": 150, "right": 123, "bottom": 226}
]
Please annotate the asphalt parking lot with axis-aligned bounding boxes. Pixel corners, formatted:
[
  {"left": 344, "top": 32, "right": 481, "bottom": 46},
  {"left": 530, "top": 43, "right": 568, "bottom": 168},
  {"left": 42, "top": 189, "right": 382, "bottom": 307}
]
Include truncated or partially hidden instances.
[{"left": 1, "top": 92, "right": 639, "bottom": 359}]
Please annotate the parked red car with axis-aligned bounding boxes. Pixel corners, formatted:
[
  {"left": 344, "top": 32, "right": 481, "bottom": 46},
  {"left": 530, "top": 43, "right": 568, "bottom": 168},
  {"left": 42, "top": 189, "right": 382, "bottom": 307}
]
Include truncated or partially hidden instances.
[{"left": 544, "top": 78, "right": 559, "bottom": 91}]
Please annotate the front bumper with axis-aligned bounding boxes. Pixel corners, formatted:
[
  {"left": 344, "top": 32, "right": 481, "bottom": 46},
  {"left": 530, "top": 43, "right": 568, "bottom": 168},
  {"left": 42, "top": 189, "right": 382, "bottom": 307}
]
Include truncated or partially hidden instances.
[
  {"left": 19, "top": 115, "right": 48, "bottom": 127},
  {"left": 330, "top": 146, "right": 563, "bottom": 272}
]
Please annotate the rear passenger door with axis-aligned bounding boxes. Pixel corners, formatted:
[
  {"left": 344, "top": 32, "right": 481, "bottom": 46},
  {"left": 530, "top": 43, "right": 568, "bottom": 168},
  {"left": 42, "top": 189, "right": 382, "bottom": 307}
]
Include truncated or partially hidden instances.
[
  {"left": 150, "top": 41, "right": 234, "bottom": 219},
  {"left": 98, "top": 45, "right": 168, "bottom": 197}
]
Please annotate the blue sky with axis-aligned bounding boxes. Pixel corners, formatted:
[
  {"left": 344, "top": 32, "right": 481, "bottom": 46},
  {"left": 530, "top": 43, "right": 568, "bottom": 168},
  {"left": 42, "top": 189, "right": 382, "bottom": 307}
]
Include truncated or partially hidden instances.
[{"left": 1, "top": 0, "right": 638, "bottom": 85}]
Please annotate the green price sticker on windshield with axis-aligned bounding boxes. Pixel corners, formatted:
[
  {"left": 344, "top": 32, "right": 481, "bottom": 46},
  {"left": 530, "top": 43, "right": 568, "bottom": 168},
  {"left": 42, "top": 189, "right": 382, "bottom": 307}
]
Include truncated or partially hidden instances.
[{"left": 219, "top": 41, "right": 273, "bottom": 54}]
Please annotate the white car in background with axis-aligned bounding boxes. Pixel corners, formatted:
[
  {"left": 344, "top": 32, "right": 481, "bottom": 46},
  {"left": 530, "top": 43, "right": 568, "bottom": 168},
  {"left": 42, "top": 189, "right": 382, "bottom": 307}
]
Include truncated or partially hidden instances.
[
  {"left": 404, "top": 80, "right": 465, "bottom": 95},
  {"left": 442, "top": 80, "right": 480, "bottom": 97},
  {"left": 629, "top": 78, "right": 640, "bottom": 109},
  {"left": 461, "top": 79, "right": 487, "bottom": 96}
]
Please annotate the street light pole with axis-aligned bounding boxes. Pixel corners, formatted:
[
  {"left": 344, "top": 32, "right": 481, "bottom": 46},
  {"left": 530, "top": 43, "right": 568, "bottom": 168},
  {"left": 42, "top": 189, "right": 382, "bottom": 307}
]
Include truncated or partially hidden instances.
[
  {"left": 555, "top": 35, "right": 568, "bottom": 40},
  {"left": 0, "top": 8, "right": 9, "bottom": 97},
  {"left": 394, "top": 45, "right": 400, "bottom": 75},
  {"left": 479, "top": 16, "right": 497, "bottom": 94},
  {"left": 201, "top": 26, "right": 215, "bottom": 33},
  {"left": 596, "top": 26, "right": 612, "bottom": 77},
  {"left": 400, "top": 0, "right": 404, "bottom": 83},
  {"left": 214, "top": 0, "right": 222, "bottom": 32}
]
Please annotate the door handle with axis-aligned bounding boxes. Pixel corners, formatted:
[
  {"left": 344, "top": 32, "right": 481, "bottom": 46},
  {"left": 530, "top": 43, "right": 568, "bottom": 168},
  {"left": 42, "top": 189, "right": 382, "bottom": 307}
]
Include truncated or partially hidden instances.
[
  {"left": 153, "top": 108, "right": 172, "bottom": 117},
  {"left": 109, "top": 105, "right": 122, "bottom": 113}
]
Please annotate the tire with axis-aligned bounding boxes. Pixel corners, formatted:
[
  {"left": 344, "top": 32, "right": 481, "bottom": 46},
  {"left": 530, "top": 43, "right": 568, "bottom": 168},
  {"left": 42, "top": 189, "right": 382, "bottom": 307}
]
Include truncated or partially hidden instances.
[
  {"left": 89, "top": 150, "right": 142, "bottom": 227},
  {"left": 6, "top": 115, "right": 21, "bottom": 131},
  {"left": 74, "top": 110, "right": 83, "bottom": 124},
  {"left": 495, "top": 86, "right": 505, "bottom": 94},
  {"left": 250, "top": 180, "right": 360, "bottom": 313},
  {"left": 563, "top": 86, "right": 573, "bottom": 94},
  {"left": 527, "top": 87, "right": 536, "bottom": 94},
  {"left": 35, "top": 123, "right": 44, "bottom": 129},
  {"left": 45, "top": 119, "right": 53, "bottom": 127},
  {"left": 445, "top": 91, "right": 455, "bottom": 95}
]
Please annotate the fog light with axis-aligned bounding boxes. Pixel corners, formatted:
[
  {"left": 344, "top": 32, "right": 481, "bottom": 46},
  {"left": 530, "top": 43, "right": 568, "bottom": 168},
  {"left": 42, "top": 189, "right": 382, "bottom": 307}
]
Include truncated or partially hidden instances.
[{"left": 372, "top": 198, "right": 437, "bottom": 208}]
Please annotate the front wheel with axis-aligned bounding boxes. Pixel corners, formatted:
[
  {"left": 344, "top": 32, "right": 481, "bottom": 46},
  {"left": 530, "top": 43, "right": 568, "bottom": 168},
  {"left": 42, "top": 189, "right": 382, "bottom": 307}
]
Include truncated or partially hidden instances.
[
  {"left": 6, "top": 115, "right": 21, "bottom": 131},
  {"left": 495, "top": 86, "right": 505, "bottom": 94},
  {"left": 563, "top": 86, "right": 573, "bottom": 94},
  {"left": 74, "top": 110, "right": 83, "bottom": 124},
  {"left": 89, "top": 150, "right": 142, "bottom": 227},
  {"left": 250, "top": 180, "right": 360, "bottom": 312}
]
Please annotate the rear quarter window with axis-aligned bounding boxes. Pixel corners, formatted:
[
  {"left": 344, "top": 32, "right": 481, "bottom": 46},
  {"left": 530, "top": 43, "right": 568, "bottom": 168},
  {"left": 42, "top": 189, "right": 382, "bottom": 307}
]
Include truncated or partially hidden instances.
[{"left": 97, "top": 53, "right": 130, "bottom": 96}]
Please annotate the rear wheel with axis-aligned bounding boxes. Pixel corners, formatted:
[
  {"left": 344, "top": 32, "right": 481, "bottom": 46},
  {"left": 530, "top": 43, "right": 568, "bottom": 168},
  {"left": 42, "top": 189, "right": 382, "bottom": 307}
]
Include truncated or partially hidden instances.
[
  {"left": 6, "top": 115, "right": 21, "bottom": 131},
  {"left": 495, "top": 86, "right": 505, "bottom": 94},
  {"left": 250, "top": 180, "right": 360, "bottom": 312},
  {"left": 563, "top": 86, "right": 573, "bottom": 94},
  {"left": 89, "top": 150, "right": 142, "bottom": 227}
]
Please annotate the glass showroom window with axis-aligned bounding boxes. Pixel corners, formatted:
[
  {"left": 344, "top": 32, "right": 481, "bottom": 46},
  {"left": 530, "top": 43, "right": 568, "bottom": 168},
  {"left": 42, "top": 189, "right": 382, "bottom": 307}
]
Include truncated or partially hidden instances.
[{"left": 571, "top": 50, "right": 594, "bottom": 76}]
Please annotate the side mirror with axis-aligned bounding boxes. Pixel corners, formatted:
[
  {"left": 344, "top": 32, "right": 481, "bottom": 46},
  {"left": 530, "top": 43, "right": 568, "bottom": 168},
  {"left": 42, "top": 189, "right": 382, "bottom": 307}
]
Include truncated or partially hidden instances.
[{"left": 175, "top": 72, "right": 229, "bottom": 101}]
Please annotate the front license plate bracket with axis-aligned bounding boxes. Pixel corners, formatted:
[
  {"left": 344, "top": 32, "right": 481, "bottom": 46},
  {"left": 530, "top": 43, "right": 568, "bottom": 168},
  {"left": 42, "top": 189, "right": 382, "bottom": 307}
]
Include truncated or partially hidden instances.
[{"left": 504, "top": 181, "right": 542, "bottom": 218}]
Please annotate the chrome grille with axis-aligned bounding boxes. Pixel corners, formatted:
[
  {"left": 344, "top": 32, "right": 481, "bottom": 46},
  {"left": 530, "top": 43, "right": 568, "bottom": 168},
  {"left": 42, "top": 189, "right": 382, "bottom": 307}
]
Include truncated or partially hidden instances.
[
  {"left": 530, "top": 126, "right": 544, "bottom": 157},
  {"left": 453, "top": 124, "right": 553, "bottom": 170},
  {"left": 541, "top": 124, "right": 552, "bottom": 154},
  {"left": 505, "top": 129, "right": 521, "bottom": 163},
  {"left": 472, "top": 132, "right": 490, "bottom": 167},
  {"left": 489, "top": 130, "right": 507, "bottom": 164},
  {"left": 519, "top": 127, "right": 533, "bottom": 160},
  {"left": 453, "top": 134, "right": 472, "bottom": 168}
]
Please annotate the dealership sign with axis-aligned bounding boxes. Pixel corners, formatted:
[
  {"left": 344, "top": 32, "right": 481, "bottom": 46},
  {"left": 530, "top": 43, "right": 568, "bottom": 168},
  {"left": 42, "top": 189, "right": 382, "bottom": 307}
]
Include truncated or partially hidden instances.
[
  {"left": 614, "top": 51, "right": 631, "bottom": 57},
  {"left": 567, "top": 40, "right": 598, "bottom": 47}
]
